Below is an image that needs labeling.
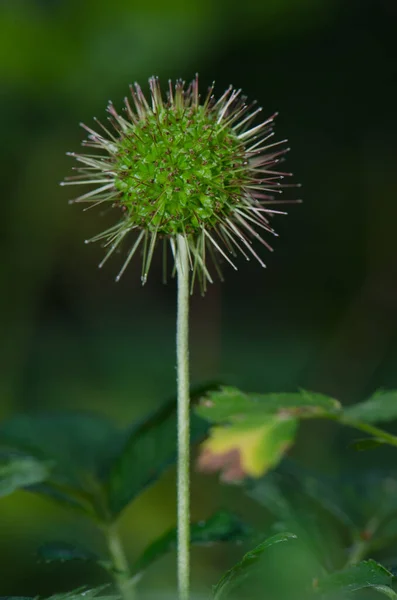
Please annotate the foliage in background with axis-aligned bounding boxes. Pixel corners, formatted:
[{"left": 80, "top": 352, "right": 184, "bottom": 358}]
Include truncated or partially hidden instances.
[
  {"left": 196, "top": 387, "right": 397, "bottom": 480},
  {"left": 2, "top": 0, "right": 397, "bottom": 597},
  {"left": 2, "top": 385, "right": 397, "bottom": 598}
]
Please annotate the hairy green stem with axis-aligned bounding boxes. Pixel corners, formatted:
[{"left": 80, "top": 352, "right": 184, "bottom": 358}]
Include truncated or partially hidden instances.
[
  {"left": 105, "top": 523, "right": 135, "bottom": 600},
  {"left": 176, "top": 234, "right": 191, "bottom": 600}
]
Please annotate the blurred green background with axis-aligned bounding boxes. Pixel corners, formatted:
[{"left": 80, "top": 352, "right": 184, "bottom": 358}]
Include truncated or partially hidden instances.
[{"left": 1, "top": 0, "right": 397, "bottom": 596}]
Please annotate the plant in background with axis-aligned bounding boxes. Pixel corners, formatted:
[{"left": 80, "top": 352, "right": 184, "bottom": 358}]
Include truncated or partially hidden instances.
[
  {"left": 62, "top": 74, "right": 297, "bottom": 600},
  {"left": 0, "top": 388, "right": 251, "bottom": 600},
  {"left": 3, "top": 390, "right": 397, "bottom": 600},
  {"left": 3, "top": 74, "right": 397, "bottom": 600}
]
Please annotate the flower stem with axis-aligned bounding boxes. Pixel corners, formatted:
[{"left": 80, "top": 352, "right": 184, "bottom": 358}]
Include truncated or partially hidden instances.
[
  {"left": 104, "top": 523, "right": 135, "bottom": 600},
  {"left": 175, "top": 234, "right": 191, "bottom": 600}
]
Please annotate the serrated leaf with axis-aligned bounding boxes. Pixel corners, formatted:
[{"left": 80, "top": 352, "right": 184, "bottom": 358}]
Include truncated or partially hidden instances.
[
  {"left": 213, "top": 532, "right": 297, "bottom": 600},
  {"left": 0, "top": 412, "right": 121, "bottom": 520},
  {"left": 345, "top": 391, "right": 397, "bottom": 424},
  {"left": 0, "top": 455, "right": 50, "bottom": 498},
  {"left": 196, "top": 387, "right": 340, "bottom": 424},
  {"left": 106, "top": 383, "right": 215, "bottom": 516},
  {"left": 198, "top": 415, "right": 298, "bottom": 481},
  {"left": 0, "top": 384, "right": 217, "bottom": 520},
  {"left": 315, "top": 560, "right": 393, "bottom": 595},
  {"left": 37, "top": 542, "right": 102, "bottom": 565},
  {"left": 132, "top": 510, "right": 251, "bottom": 574}
]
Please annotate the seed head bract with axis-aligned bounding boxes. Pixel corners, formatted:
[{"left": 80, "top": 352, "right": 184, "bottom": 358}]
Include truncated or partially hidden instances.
[{"left": 63, "top": 75, "right": 299, "bottom": 292}]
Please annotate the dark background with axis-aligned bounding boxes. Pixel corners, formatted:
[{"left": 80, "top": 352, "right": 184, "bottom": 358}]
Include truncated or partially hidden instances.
[{"left": 1, "top": 0, "right": 397, "bottom": 596}]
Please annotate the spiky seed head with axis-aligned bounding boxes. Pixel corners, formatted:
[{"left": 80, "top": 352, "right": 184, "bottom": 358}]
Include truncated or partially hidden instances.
[{"left": 63, "top": 75, "right": 299, "bottom": 291}]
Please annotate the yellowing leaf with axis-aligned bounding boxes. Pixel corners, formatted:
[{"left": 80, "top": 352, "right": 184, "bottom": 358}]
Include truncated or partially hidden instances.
[
  {"left": 196, "top": 387, "right": 341, "bottom": 424},
  {"left": 197, "top": 415, "right": 298, "bottom": 481}
]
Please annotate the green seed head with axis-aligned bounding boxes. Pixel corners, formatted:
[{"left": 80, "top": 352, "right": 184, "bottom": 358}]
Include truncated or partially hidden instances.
[
  {"left": 114, "top": 105, "right": 246, "bottom": 236},
  {"left": 64, "top": 75, "right": 298, "bottom": 290}
]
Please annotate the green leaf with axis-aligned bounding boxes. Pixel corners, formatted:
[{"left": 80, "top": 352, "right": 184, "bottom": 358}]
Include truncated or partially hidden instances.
[
  {"left": 334, "top": 470, "right": 397, "bottom": 538},
  {"left": 275, "top": 461, "right": 357, "bottom": 529},
  {"left": 46, "top": 587, "right": 115, "bottom": 600},
  {"left": 246, "top": 476, "right": 293, "bottom": 520},
  {"left": 0, "top": 412, "right": 120, "bottom": 519},
  {"left": 196, "top": 387, "right": 341, "bottom": 424},
  {"left": 315, "top": 560, "right": 393, "bottom": 595},
  {"left": 246, "top": 468, "right": 352, "bottom": 574},
  {"left": 27, "top": 482, "right": 98, "bottom": 516},
  {"left": 351, "top": 438, "right": 387, "bottom": 451},
  {"left": 132, "top": 510, "right": 252, "bottom": 574},
  {"left": 198, "top": 414, "right": 298, "bottom": 481},
  {"left": 37, "top": 542, "right": 103, "bottom": 565},
  {"left": 0, "top": 455, "right": 51, "bottom": 498},
  {"left": 345, "top": 391, "right": 397, "bottom": 424},
  {"left": 0, "top": 597, "right": 33, "bottom": 600},
  {"left": 106, "top": 384, "right": 214, "bottom": 516},
  {"left": 0, "top": 412, "right": 119, "bottom": 492},
  {"left": 0, "top": 383, "right": 217, "bottom": 519},
  {"left": 213, "top": 532, "right": 297, "bottom": 600},
  {"left": 371, "top": 586, "right": 397, "bottom": 599}
]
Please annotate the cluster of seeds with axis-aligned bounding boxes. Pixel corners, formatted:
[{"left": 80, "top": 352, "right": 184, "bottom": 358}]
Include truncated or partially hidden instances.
[
  {"left": 63, "top": 75, "right": 298, "bottom": 290},
  {"left": 114, "top": 105, "right": 247, "bottom": 236}
]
